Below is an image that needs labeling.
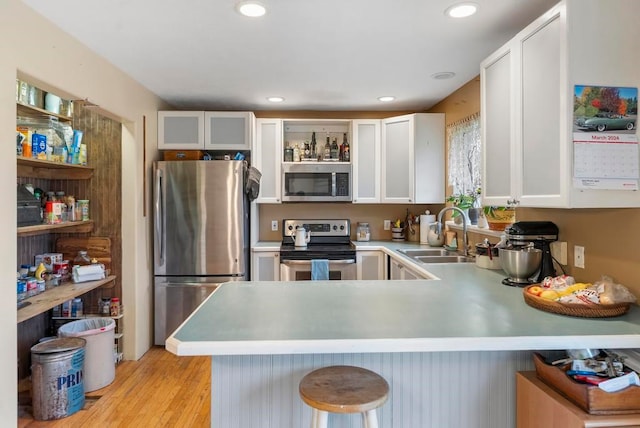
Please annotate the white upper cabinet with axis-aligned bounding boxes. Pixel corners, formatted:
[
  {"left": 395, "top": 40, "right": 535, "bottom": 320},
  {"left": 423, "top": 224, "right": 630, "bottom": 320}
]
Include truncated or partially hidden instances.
[
  {"left": 158, "top": 111, "right": 254, "bottom": 151},
  {"left": 204, "top": 112, "right": 255, "bottom": 150},
  {"left": 254, "top": 118, "right": 282, "bottom": 203},
  {"left": 482, "top": 0, "right": 640, "bottom": 208},
  {"left": 157, "top": 111, "right": 205, "bottom": 150},
  {"left": 352, "top": 120, "right": 381, "bottom": 203},
  {"left": 381, "top": 113, "right": 445, "bottom": 204}
]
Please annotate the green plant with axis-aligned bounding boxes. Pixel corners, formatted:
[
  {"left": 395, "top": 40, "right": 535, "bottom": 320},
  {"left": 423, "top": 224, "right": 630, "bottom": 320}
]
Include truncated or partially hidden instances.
[{"left": 446, "top": 188, "right": 481, "bottom": 217}]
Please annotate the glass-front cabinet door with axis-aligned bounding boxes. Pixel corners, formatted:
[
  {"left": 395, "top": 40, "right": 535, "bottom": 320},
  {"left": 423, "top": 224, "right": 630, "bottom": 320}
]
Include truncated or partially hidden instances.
[{"left": 204, "top": 112, "right": 254, "bottom": 150}]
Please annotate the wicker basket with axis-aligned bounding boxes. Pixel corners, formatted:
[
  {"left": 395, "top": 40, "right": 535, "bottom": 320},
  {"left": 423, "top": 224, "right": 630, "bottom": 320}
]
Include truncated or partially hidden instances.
[{"left": 522, "top": 285, "right": 631, "bottom": 318}]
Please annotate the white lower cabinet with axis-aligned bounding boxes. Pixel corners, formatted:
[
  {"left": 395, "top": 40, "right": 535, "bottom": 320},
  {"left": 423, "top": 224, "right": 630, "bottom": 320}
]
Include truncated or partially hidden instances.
[
  {"left": 389, "top": 258, "right": 425, "bottom": 280},
  {"left": 356, "top": 251, "right": 387, "bottom": 280},
  {"left": 251, "top": 251, "right": 280, "bottom": 281}
]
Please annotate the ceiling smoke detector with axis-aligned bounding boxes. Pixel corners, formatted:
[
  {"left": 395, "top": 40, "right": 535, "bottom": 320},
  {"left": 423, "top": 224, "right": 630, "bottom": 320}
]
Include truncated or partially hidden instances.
[
  {"left": 431, "top": 72, "right": 456, "bottom": 80},
  {"left": 236, "top": 1, "right": 266, "bottom": 17}
]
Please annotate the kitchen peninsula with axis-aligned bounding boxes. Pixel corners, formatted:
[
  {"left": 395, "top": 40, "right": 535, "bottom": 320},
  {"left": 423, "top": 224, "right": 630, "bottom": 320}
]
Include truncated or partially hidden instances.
[{"left": 167, "top": 251, "right": 640, "bottom": 428}]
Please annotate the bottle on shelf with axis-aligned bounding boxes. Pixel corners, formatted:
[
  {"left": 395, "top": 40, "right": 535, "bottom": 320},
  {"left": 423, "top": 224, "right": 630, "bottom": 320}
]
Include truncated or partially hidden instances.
[
  {"left": 303, "top": 141, "right": 310, "bottom": 159},
  {"left": 324, "top": 135, "right": 331, "bottom": 160},
  {"left": 293, "top": 143, "right": 301, "bottom": 162},
  {"left": 330, "top": 137, "right": 339, "bottom": 160},
  {"left": 342, "top": 133, "right": 350, "bottom": 162},
  {"left": 310, "top": 132, "right": 317, "bottom": 160},
  {"left": 284, "top": 142, "right": 293, "bottom": 162}
]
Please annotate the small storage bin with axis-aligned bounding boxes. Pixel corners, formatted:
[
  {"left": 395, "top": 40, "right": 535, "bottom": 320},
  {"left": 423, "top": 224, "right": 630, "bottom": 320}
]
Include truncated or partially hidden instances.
[{"left": 533, "top": 352, "right": 640, "bottom": 414}]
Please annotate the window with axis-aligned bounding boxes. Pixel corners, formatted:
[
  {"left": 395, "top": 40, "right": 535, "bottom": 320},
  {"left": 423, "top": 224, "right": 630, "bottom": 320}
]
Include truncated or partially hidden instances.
[{"left": 447, "top": 113, "right": 481, "bottom": 200}]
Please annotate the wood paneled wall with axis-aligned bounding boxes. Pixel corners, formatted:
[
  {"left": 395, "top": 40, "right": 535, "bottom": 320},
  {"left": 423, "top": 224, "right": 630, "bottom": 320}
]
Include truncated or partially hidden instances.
[{"left": 16, "top": 102, "right": 122, "bottom": 379}]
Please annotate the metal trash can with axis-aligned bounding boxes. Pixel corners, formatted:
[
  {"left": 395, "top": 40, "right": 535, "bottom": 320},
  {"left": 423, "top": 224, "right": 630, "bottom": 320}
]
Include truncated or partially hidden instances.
[
  {"left": 58, "top": 318, "right": 115, "bottom": 392},
  {"left": 31, "top": 337, "right": 86, "bottom": 420}
]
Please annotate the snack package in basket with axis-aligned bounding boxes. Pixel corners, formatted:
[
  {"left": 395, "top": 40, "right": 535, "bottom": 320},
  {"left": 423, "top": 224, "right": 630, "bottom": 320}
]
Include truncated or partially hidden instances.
[{"left": 595, "top": 275, "right": 637, "bottom": 304}]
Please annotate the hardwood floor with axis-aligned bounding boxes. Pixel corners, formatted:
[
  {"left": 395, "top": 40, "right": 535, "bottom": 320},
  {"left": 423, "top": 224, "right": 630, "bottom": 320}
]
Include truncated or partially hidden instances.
[{"left": 18, "top": 347, "right": 211, "bottom": 427}]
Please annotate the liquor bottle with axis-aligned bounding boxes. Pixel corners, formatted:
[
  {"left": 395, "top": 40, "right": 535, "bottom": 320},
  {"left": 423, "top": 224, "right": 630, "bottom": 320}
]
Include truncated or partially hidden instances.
[
  {"left": 303, "top": 141, "right": 310, "bottom": 159},
  {"left": 342, "top": 133, "right": 350, "bottom": 162},
  {"left": 324, "top": 135, "right": 331, "bottom": 160},
  {"left": 293, "top": 143, "right": 301, "bottom": 162},
  {"left": 310, "top": 132, "right": 317, "bottom": 159},
  {"left": 330, "top": 137, "right": 339, "bottom": 159}
]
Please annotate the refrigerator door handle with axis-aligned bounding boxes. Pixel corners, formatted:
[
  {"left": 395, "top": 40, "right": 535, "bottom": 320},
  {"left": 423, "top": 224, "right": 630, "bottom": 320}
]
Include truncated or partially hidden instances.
[{"left": 154, "top": 167, "right": 165, "bottom": 267}]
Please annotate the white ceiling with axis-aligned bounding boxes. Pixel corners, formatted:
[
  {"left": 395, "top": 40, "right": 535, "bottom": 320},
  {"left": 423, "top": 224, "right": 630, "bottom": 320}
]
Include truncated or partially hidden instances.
[{"left": 22, "top": 0, "right": 558, "bottom": 112}]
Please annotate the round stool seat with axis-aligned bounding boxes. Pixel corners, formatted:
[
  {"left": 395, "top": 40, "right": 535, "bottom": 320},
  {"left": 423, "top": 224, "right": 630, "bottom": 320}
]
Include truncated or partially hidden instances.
[{"left": 299, "top": 365, "right": 389, "bottom": 414}]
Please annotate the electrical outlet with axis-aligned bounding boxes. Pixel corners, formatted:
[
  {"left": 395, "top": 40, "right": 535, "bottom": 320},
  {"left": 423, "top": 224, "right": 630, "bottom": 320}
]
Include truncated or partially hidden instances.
[
  {"left": 550, "top": 241, "right": 567, "bottom": 265},
  {"left": 271, "top": 220, "right": 278, "bottom": 231},
  {"left": 574, "top": 245, "right": 585, "bottom": 268},
  {"left": 383, "top": 220, "right": 391, "bottom": 230}
]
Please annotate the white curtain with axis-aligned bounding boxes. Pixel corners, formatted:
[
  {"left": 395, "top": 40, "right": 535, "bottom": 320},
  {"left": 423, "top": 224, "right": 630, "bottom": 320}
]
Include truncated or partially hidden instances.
[{"left": 447, "top": 113, "right": 481, "bottom": 197}]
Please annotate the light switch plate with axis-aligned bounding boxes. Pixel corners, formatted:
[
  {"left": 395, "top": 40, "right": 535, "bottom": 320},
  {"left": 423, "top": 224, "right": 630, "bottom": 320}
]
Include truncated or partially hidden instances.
[
  {"left": 574, "top": 245, "right": 585, "bottom": 268},
  {"left": 271, "top": 220, "right": 278, "bottom": 231},
  {"left": 384, "top": 220, "right": 391, "bottom": 230}
]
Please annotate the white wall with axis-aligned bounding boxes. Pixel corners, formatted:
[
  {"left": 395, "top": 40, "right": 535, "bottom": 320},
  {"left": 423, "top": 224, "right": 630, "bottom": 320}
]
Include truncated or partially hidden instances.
[{"left": 1, "top": 0, "right": 167, "bottom": 419}]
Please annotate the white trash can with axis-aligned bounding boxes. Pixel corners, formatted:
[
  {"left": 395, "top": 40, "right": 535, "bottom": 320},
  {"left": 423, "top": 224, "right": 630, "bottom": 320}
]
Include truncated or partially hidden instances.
[{"left": 58, "top": 318, "right": 115, "bottom": 392}]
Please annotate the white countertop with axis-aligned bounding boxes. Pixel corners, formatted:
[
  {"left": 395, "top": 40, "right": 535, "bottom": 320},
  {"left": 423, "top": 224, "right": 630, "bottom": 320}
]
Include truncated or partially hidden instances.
[{"left": 167, "top": 241, "right": 640, "bottom": 356}]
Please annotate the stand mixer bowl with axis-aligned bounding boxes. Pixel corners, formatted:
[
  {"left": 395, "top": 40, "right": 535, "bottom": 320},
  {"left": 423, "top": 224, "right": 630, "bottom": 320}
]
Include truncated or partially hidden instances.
[{"left": 499, "top": 247, "right": 542, "bottom": 283}]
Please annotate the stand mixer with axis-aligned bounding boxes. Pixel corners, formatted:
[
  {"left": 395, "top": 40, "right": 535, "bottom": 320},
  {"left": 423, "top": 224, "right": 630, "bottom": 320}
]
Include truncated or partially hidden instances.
[{"left": 503, "top": 221, "right": 559, "bottom": 286}]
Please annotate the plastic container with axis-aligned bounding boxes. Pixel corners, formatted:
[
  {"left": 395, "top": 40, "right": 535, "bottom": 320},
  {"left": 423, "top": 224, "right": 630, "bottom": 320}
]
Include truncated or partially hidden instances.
[
  {"left": 356, "top": 223, "right": 371, "bottom": 241},
  {"left": 58, "top": 318, "right": 115, "bottom": 392}
]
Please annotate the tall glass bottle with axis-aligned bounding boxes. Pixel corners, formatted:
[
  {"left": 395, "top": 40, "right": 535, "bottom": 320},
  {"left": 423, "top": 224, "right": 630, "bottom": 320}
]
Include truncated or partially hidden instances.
[
  {"left": 310, "top": 132, "right": 317, "bottom": 159},
  {"left": 330, "top": 137, "right": 339, "bottom": 159},
  {"left": 324, "top": 134, "right": 331, "bottom": 160},
  {"left": 342, "top": 133, "right": 350, "bottom": 162}
]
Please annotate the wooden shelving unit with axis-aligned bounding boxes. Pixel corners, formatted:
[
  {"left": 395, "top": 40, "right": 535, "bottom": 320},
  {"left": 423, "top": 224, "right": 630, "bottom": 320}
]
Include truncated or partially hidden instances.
[
  {"left": 17, "top": 220, "right": 94, "bottom": 237},
  {"left": 17, "top": 156, "right": 93, "bottom": 180},
  {"left": 17, "top": 102, "right": 73, "bottom": 122},
  {"left": 17, "top": 275, "right": 116, "bottom": 324}
]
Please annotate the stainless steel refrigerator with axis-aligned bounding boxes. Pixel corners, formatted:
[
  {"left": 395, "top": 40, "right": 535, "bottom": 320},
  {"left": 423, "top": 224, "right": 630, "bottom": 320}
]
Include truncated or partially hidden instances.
[{"left": 153, "top": 160, "right": 249, "bottom": 345}]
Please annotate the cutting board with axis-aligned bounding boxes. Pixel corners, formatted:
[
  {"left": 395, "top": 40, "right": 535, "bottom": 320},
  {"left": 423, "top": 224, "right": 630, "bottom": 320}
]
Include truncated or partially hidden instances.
[{"left": 56, "top": 236, "right": 112, "bottom": 271}]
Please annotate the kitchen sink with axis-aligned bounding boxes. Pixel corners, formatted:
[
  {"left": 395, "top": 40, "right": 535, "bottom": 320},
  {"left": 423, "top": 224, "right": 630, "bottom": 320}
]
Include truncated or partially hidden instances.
[
  {"left": 397, "top": 249, "right": 475, "bottom": 264},
  {"left": 397, "top": 249, "right": 458, "bottom": 257},
  {"left": 413, "top": 255, "right": 475, "bottom": 264}
]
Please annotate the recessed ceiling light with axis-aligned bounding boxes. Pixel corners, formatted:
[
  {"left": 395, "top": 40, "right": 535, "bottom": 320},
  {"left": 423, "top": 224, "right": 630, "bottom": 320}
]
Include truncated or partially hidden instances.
[
  {"left": 267, "top": 96, "right": 284, "bottom": 103},
  {"left": 431, "top": 72, "right": 456, "bottom": 80},
  {"left": 378, "top": 96, "right": 395, "bottom": 102},
  {"left": 445, "top": 2, "right": 478, "bottom": 18},
  {"left": 236, "top": 1, "right": 266, "bottom": 17}
]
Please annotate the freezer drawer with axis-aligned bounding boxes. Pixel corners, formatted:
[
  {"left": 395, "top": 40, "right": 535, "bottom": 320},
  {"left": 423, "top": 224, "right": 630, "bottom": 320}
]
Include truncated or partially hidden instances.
[{"left": 154, "top": 277, "right": 239, "bottom": 345}]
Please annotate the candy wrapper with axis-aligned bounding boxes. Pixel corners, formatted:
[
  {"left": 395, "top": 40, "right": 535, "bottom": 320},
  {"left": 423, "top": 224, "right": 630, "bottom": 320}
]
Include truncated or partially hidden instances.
[{"left": 558, "top": 288, "right": 600, "bottom": 305}]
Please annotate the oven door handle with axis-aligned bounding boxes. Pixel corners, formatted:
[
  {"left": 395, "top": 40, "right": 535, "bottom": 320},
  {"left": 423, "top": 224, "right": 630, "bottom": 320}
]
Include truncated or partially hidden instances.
[{"left": 280, "top": 259, "right": 355, "bottom": 265}]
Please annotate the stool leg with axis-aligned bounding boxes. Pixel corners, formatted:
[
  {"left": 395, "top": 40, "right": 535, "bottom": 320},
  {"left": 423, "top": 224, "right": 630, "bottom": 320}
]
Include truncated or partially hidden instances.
[
  {"left": 362, "top": 409, "right": 379, "bottom": 428},
  {"left": 311, "top": 408, "right": 329, "bottom": 428}
]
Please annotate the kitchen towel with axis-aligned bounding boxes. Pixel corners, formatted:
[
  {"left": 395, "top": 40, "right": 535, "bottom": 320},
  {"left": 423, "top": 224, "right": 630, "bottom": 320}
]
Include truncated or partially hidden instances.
[{"left": 311, "top": 259, "right": 329, "bottom": 281}]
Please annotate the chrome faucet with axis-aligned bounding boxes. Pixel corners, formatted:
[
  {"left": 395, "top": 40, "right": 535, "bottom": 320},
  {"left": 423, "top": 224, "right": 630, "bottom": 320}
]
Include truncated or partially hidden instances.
[{"left": 436, "top": 207, "right": 469, "bottom": 256}]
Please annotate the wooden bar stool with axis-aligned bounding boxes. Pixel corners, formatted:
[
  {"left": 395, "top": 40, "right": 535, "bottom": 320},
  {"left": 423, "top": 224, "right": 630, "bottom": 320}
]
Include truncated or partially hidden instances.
[{"left": 299, "top": 365, "right": 389, "bottom": 428}]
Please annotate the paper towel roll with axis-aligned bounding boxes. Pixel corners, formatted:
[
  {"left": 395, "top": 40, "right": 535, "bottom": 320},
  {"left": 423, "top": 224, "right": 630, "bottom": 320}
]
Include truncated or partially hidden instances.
[{"left": 420, "top": 215, "right": 436, "bottom": 243}]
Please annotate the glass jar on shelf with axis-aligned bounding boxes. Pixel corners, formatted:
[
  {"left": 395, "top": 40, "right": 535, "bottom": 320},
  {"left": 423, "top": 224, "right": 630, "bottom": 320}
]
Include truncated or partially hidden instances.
[{"left": 73, "top": 250, "right": 91, "bottom": 266}]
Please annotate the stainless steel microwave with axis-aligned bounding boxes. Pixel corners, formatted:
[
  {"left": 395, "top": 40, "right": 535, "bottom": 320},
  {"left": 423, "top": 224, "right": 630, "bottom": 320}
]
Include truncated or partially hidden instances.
[{"left": 281, "top": 163, "right": 352, "bottom": 202}]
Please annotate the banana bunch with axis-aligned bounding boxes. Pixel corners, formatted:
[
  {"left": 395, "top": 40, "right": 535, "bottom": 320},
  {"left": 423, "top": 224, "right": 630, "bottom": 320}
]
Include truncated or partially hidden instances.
[{"left": 556, "top": 282, "right": 591, "bottom": 297}]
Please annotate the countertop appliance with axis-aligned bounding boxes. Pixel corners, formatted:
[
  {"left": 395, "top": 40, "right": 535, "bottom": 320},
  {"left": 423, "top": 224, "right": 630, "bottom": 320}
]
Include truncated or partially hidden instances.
[
  {"left": 280, "top": 219, "right": 356, "bottom": 281},
  {"left": 153, "top": 160, "right": 249, "bottom": 345},
  {"left": 503, "top": 221, "right": 559, "bottom": 286},
  {"left": 281, "top": 163, "right": 351, "bottom": 202}
]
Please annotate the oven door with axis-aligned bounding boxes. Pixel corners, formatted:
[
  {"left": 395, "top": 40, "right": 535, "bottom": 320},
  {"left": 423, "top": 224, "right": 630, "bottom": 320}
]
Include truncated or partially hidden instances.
[{"left": 280, "top": 259, "right": 356, "bottom": 281}]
